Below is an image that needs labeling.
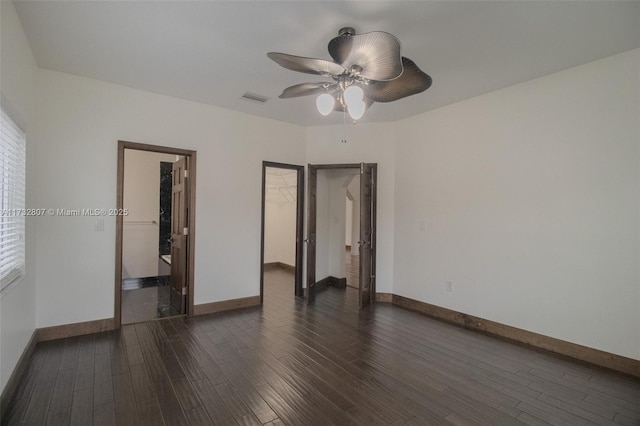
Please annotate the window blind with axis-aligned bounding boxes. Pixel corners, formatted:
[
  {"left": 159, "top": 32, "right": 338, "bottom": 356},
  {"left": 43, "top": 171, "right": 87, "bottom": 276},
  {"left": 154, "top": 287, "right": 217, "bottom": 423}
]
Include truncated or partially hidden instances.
[{"left": 0, "top": 108, "right": 26, "bottom": 295}]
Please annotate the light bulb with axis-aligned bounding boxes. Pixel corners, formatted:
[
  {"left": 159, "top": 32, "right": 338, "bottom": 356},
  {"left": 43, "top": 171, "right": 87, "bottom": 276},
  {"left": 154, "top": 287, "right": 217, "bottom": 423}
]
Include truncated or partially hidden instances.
[
  {"left": 343, "top": 85, "right": 364, "bottom": 108},
  {"left": 316, "top": 93, "right": 335, "bottom": 116},
  {"left": 348, "top": 100, "right": 366, "bottom": 120}
]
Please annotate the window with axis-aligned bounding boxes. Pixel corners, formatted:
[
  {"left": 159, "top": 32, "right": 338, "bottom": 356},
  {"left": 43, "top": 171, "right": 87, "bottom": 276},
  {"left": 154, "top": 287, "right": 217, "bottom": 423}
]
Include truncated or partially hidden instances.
[{"left": 0, "top": 108, "right": 26, "bottom": 295}]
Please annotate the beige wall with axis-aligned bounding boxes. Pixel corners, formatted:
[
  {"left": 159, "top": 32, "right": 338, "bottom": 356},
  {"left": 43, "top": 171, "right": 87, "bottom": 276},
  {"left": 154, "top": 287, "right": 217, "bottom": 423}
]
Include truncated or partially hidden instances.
[
  {"left": 0, "top": 0, "right": 39, "bottom": 394},
  {"left": 393, "top": 49, "right": 640, "bottom": 360},
  {"left": 34, "top": 69, "right": 306, "bottom": 328}
]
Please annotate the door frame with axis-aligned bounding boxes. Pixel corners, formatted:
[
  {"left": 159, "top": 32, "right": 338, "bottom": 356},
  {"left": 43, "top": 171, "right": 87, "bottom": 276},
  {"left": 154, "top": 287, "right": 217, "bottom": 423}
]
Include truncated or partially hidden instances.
[
  {"left": 115, "top": 140, "right": 197, "bottom": 329},
  {"left": 358, "top": 162, "right": 377, "bottom": 308},
  {"left": 260, "top": 161, "right": 305, "bottom": 302},
  {"left": 307, "top": 163, "right": 377, "bottom": 306}
]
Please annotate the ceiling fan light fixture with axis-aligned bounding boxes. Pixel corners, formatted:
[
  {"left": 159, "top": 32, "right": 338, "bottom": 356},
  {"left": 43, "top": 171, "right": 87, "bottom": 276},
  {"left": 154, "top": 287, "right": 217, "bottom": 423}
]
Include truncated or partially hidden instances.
[
  {"left": 343, "top": 85, "right": 364, "bottom": 108},
  {"left": 316, "top": 93, "right": 335, "bottom": 116},
  {"left": 348, "top": 99, "right": 366, "bottom": 120},
  {"left": 268, "top": 27, "right": 432, "bottom": 121}
]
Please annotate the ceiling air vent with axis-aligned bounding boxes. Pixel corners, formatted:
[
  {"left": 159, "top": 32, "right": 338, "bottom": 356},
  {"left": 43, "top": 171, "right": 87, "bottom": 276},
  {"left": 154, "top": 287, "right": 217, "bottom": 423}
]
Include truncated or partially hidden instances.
[{"left": 241, "top": 92, "right": 269, "bottom": 103}]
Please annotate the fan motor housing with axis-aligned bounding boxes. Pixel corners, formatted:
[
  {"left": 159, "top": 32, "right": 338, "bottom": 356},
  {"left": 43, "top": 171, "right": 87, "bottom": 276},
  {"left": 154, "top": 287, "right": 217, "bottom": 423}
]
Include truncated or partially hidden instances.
[{"left": 338, "top": 27, "right": 356, "bottom": 36}]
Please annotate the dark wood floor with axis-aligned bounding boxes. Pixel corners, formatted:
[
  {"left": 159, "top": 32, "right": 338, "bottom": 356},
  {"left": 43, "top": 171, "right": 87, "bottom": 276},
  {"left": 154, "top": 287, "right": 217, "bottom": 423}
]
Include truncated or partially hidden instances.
[{"left": 3, "top": 269, "right": 640, "bottom": 425}]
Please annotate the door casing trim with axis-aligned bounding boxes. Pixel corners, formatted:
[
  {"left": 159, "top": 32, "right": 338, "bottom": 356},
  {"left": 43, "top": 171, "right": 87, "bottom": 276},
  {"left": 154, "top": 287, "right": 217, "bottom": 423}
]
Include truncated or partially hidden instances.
[{"left": 115, "top": 140, "right": 197, "bottom": 329}]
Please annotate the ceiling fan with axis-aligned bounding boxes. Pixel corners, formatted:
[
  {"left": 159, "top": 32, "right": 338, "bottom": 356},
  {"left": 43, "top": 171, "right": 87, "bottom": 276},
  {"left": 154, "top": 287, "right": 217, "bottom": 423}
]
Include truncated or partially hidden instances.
[{"left": 267, "top": 27, "right": 432, "bottom": 120}]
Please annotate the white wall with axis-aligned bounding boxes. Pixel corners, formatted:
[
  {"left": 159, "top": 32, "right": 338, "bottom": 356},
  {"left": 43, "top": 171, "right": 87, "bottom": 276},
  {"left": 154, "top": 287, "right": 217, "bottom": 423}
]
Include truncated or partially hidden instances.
[
  {"left": 0, "top": 0, "right": 39, "bottom": 394},
  {"left": 306, "top": 123, "right": 396, "bottom": 293},
  {"left": 315, "top": 170, "right": 358, "bottom": 280},
  {"left": 122, "top": 150, "right": 175, "bottom": 279},
  {"left": 264, "top": 200, "right": 297, "bottom": 266},
  {"left": 264, "top": 169, "right": 298, "bottom": 266},
  {"left": 34, "top": 69, "right": 305, "bottom": 328},
  {"left": 394, "top": 49, "right": 640, "bottom": 360},
  {"left": 329, "top": 176, "right": 346, "bottom": 278},
  {"left": 315, "top": 170, "right": 330, "bottom": 280}
]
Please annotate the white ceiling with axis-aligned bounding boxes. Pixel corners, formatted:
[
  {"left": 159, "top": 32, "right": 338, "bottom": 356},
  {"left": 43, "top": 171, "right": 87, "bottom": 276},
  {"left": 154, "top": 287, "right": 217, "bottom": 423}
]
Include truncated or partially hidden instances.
[{"left": 13, "top": 1, "right": 640, "bottom": 126}]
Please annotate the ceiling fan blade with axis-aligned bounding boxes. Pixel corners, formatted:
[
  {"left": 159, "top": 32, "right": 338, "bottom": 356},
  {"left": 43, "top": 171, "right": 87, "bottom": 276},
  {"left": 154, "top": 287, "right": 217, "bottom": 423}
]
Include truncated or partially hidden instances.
[
  {"left": 327, "top": 33, "right": 352, "bottom": 65},
  {"left": 364, "top": 57, "right": 432, "bottom": 103},
  {"left": 267, "top": 52, "right": 345, "bottom": 77},
  {"left": 279, "top": 82, "right": 335, "bottom": 99},
  {"left": 328, "top": 31, "right": 402, "bottom": 81}
]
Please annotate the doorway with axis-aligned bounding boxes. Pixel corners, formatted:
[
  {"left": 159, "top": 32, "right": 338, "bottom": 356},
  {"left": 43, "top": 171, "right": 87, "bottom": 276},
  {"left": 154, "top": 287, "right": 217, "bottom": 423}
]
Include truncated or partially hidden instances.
[
  {"left": 260, "top": 161, "right": 305, "bottom": 303},
  {"left": 307, "top": 163, "right": 377, "bottom": 308},
  {"left": 115, "top": 141, "right": 197, "bottom": 327}
]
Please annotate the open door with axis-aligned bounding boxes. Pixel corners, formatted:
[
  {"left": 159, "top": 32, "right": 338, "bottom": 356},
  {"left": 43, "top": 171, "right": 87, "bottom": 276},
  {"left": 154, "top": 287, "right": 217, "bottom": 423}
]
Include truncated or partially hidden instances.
[
  {"left": 306, "top": 165, "right": 317, "bottom": 304},
  {"left": 306, "top": 163, "right": 376, "bottom": 307},
  {"left": 170, "top": 156, "right": 188, "bottom": 314},
  {"left": 359, "top": 163, "right": 376, "bottom": 308},
  {"left": 115, "top": 141, "right": 196, "bottom": 328}
]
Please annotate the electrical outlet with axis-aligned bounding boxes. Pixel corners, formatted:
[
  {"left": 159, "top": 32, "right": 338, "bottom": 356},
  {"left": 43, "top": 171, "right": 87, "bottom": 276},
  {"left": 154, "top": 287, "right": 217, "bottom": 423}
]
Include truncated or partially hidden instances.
[{"left": 446, "top": 281, "right": 453, "bottom": 292}]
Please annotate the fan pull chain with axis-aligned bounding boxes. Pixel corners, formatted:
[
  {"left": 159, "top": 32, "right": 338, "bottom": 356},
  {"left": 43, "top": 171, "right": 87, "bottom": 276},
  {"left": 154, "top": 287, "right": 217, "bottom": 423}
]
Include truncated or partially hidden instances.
[{"left": 342, "top": 109, "right": 348, "bottom": 143}]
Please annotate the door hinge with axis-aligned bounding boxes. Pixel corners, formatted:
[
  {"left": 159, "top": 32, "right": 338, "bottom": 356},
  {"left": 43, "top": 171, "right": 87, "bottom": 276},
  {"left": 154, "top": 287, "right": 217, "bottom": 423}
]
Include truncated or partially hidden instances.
[
  {"left": 181, "top": 286, "right": 187, "bottom": 296},
  {"left": 184, "top": 169, "right": 189, "bottom": 178},
  {"left": 183, "top": 227, "right": 188, "bottom": 235}
]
